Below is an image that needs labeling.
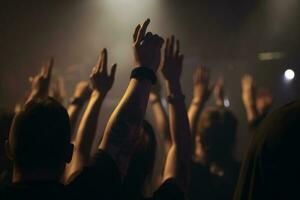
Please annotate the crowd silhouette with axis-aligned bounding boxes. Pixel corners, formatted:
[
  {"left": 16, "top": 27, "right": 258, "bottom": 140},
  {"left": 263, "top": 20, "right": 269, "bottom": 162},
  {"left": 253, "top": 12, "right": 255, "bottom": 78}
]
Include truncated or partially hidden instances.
[{"left": 0, "top": 19, "right": 298, "bottom": 200}]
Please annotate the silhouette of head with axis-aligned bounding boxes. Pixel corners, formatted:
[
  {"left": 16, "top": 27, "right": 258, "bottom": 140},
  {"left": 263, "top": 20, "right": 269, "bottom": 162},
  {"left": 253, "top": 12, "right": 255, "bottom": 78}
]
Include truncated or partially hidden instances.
[
  {"left": 197, "top": 106, "right": 237, "bottom": 163},
  {"left": 6, "top": 97, "right": 73, "bottom": 180}
]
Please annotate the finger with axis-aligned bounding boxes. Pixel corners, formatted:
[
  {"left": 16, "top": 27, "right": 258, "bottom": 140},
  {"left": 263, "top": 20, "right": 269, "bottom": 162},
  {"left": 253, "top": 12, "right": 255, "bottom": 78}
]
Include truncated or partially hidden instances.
[
  {"left": 136, "top": 18, "right": 150, "bottom": 44},
  {"left": 46, "top": 57, "right": 54, "bottom": 81},
  {"left": 110, "top": 63, "right": 117, "bottom": 79},
  {"left": 170, "top": 35, "right": 175, "bottom": 56},
  {"left": 175, "top": 39, "right": 180, "bottom": 57},
  {"left": 194, "top": 68, "right": 201, "bottom": 82},
  {"left": 96, "top": 51, "right": 103, "bottom": 73},
  {"left": 102, "top": 48, "right": 108, "bottom": 74},
  {"left": 144, "top": 32, "right": 153, "bottom": 42},
  {"left": 133, "top": 24, "right": 141, "bottom": 42},
  {"left": 179, "top": 54, "right": 184, "bottom": 66}
]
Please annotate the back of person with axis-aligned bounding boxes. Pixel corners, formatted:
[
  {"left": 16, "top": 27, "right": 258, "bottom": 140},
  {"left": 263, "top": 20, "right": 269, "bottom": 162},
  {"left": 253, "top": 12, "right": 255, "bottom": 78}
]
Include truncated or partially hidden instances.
[
  {"left": 234, "top": 100, "right": 300, "bottom": 200},
  {"left": 190, "top": 160, "right": 240, "bottom": 200},
  {"left": 0, "top": 98, "right": 121, "bottom": 200},
  {"left": 190, "top": 107, "right": 240, "bottom": 200}
]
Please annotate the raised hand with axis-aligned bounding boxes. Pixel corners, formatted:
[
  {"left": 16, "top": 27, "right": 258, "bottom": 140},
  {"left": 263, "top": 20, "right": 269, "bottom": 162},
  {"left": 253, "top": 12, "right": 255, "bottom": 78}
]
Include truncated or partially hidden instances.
[
  {"left": 90, "top": 48, "right": 117, "bottom": 95},
  {"left": 133, "top": 19, "right": 164, "bottom": 72},
  {"left": 28, "top": 57, "right": 54, "bottom": 100},
  {"left": 161, "top": 36, "right": 191, "bottom": 191},
  {"left": 161, "top": 36, "right": 184, "bottom": 83},
  {"left": 213, "top": 77, "right": 224, "bottom": 106},
  {"left": 192, "top": 66, "right": 212, "bottom": 103},
  {"left": 72, "top": 81, "right": 92, "bottom": 101},
  {"left": 241, "top": 74, "right": 258, "bottom": 123},
  {"left": 241, "top": 74, "right": 256, "bottom": 109}
]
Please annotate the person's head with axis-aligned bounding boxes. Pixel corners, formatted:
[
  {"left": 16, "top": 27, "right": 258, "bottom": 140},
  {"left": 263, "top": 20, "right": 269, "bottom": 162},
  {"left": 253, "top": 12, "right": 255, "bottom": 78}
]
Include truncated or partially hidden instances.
[
  {"left": 0, "top": 110, "right": 14, "bottom": 170},
  {"left": 124, "top": 120, "right": 156, "bottom": 194},
  {"left": 196, "top": 106, "right": 237, "bottom": 163},
  {"left": 234, "top": 100, "right": 300, "bottom": 200},
  {"left": 6, "top": 97, "right": 73, "bottom": 181}
]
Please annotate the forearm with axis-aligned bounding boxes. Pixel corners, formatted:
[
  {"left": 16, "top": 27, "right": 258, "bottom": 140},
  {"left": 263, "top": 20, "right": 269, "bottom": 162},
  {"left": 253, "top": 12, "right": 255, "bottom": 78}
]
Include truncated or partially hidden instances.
[
  {"left": 99, "top": 79, "right": 151, "bottom": 177},
  {"left": 150, "top": 97, "right": 171, "bottom": 148},
  {"left": 68, "top": 104, "right": 84, "bottom": 140},
  {"left": 74, "top": 91, "right": 105, "bottom": 162},
  {"left": 164, "top": 80, "right": 191, "bottom": 190},
  {"left": 188, "top": 98, "right": 205, "bottom": 138},
  {"left": 64, "top": 91, "right": 105, "bottom": 181},
  {"left": 244, "top": 104, "right": 259, "bottom": 126}
]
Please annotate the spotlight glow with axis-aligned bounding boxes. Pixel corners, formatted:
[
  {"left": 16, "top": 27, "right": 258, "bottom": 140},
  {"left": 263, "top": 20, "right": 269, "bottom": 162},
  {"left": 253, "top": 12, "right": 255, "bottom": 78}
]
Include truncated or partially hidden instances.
[
  {"left": 284, "top": 69, "right": 295, "bottom": 81},
  {"left": 224, "top": 98, "right": 230, "bottom": 108}
]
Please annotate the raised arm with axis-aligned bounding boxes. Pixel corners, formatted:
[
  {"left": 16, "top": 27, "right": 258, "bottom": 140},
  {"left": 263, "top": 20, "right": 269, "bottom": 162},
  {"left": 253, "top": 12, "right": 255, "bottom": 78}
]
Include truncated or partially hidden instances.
[
  {"left": 26, "top": 57, "right": 54, "bottom": 103},
  {"left": 67, "top": 81, "right": 92, "bottom": 140},
  {"left": 149, "top": 79, "right": 171, "bottom": 150},
  {"left": 66, "top": 49, "right": 117, "bottom": 179},
  {"left": 161, "top": 36, "right": 191, "bottom": 192},
  {"left": 99, "top": 19, "right": 164, "bottom": 178},
  {"left": 241, "top": 74, "right": 258, "bottom": 125},
  {"left": 188, "top": 66, "right": 211, "bottom": 140},
  {"left": 213, "top": 77, "right": 224, "bottom": 107}
]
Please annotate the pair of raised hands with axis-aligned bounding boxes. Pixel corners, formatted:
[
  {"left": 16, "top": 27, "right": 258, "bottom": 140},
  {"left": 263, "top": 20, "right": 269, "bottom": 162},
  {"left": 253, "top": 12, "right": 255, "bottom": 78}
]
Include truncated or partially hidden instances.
[
  {"left": 191, "top": 66, "right": 224, "bottom": 106},
  {"left": 241, "top": 74, "right": 273, "bottom": 115},
  {"left": 134, "top": 19, "right": 184, "bottom": 84}
]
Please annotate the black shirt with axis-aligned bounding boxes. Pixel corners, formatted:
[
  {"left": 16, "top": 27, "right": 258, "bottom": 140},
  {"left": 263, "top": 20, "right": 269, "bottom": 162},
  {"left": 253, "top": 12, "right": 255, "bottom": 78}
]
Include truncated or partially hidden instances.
[
  {"left": 189, "top": 160, "right": 240, "bottom": 200},
  {"left": 123, "top": 178, "right": 185, "bottom": 200},
  {"left": 0, "top": 150, "right": 121, "bottom": 200}
]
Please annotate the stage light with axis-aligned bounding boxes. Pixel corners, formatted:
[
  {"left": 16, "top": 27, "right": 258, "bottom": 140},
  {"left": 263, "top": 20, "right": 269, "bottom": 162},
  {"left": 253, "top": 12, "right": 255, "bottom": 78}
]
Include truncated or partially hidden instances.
[
  {"left": 224, "top": 98, "right": 230, "bottom": 108},
  {"left": 284, "top": 69, "right": 295, "bottom": 81},
  {"left": 258, "top": 52, "right": 286, "bottom": 61}
]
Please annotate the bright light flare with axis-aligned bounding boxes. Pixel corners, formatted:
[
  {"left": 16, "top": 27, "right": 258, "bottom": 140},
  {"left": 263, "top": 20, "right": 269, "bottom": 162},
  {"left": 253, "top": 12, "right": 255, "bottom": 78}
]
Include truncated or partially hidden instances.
[
  {"left": 284, "top": 69, "right": 295, "bottom": 81},
  {"left": 224, "top": 98, "right": 230, "bottom": 108}
]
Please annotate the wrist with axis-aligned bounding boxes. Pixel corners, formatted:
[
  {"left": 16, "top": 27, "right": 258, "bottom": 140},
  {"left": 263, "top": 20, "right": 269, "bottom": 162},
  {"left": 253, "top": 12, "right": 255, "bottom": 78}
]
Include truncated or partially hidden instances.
[
  {"left": 165, "top": 79, "right": 182, "bottom": 96},
  {"left": 130, "top": 67, "right": 157, "bottom": 84},
  {"left": 215, "top": 98, "right": 224, "bottom": 107},
  {"left": 91, "top": 90, "right": 105, "bottom": 99}
]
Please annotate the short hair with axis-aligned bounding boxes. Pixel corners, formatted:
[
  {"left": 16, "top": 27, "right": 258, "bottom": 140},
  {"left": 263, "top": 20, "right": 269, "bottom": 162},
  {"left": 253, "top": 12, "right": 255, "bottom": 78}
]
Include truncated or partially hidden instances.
[
  {"left": 198, "top": 106, "right": 237, "bottom": 157},
  {"left": 9, "top": 97, "right": 71, "bottom": 173}
]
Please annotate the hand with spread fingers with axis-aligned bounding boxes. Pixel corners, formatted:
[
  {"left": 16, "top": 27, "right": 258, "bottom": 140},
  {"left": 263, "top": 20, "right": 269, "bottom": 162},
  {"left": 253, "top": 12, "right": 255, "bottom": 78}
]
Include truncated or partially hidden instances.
[
  {"left": 90, "top": 48, "right": 117, "bottom": 95},
  {"left": 133, "top": 19, "right": 164, "bottom": 72},
  {"left": 192, "top": 66, "right": 212, "bottom": 103},
  {"left": 161, "top": 36, "right": 184, "bottom": 84},
  {"left": 28, "top": 57, "right": 54, "bottom": 101}
]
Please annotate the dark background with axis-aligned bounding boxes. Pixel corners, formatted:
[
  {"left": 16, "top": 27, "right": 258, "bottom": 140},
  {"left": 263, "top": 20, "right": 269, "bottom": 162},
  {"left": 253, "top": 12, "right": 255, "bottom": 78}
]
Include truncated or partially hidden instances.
[{"left": 1, "top": 0, "right": 300, "bottom": 159}]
